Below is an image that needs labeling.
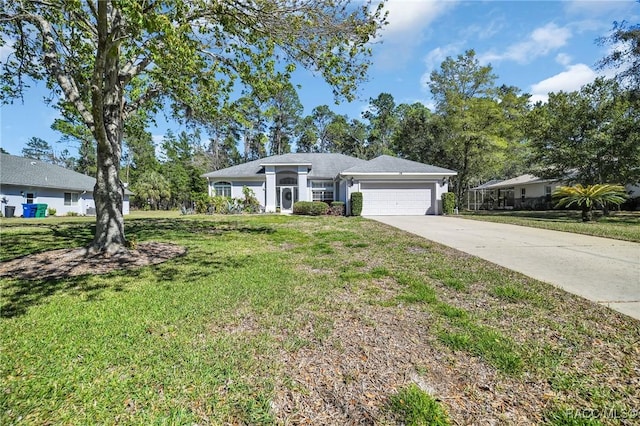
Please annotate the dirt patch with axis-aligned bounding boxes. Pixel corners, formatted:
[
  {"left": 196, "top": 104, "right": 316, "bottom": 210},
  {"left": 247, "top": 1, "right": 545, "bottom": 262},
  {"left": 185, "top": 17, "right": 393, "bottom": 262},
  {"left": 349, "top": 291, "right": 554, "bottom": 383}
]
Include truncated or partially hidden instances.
[
  {"left": 0, "top": 242, "right": 186, "bottom": 280},
  {"left": 271, "top": 299, "right": 548, "bottom": 425}
]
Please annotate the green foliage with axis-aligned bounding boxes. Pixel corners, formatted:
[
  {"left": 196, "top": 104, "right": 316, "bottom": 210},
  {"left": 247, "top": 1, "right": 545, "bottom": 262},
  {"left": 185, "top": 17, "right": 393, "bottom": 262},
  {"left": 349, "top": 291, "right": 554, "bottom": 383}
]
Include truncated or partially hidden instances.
[
  {"left": 350, "top": 192, "right": 363, "bottom": 216},
  {"left": 442, "top": 192, "right": 456, "bottom": 215},
  {"left": 241, "top": 186, "right": 261, "bottom": 213},
  {"left": 21, "top": 137, "right": 54, "bottom": 163},
  {"left": 388, "top": 384, "right": 450, "bottom": 426},
  {"left": 363, "top": 93, "right": 398, "bottom": 158},
  {"left": 208, "top": 196, "right": 233, "bottom": 214},
  {"left": 392, "top": 102, "right": 444, "bottom": 165},
  {"left": 527, "top": 78, "right": 640, "bottom": 186},
  {"left": 0, "top": 0, "right": 386, "bottom": 251},
  {"left": 191, "top": 192, "right": 212, "bottom": 214},
  {"left": 266, "top": 82, "right": 302, "bottom": 155},
  {"left": 52, "top": 118, "right": 97, "bottom": 177},
  {"left": 292, "top": 201, "right": 329, "bottom": 216},
  {"left": 47, "top": 208, "right": 57, "bottom": 216},
  {"left": 597, "top": 19, "right": 640, "bottom": 90},
  {"left": 427, "top": 50, "right": 531, "bottom": 203},
  {"left": 131, "top": 170, "right": 171, "bottom": 210},
  {"left": 553, "top": 184, "right": 628, "bottom": 222}
]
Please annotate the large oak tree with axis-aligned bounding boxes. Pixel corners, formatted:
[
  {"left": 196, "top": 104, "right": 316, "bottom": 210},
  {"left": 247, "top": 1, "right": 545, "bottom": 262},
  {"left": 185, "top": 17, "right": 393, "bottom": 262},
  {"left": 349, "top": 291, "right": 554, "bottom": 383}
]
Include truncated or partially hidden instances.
[{"left": 1, "top": 0, "right": 385, "bottom": 253}]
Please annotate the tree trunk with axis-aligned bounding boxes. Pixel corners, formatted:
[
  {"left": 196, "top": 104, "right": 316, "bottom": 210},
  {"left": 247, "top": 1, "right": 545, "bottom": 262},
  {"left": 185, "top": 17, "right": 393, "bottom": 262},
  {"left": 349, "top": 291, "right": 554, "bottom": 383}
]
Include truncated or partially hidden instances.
[
  {"left": 581, "top": 205, "right": 593, "bottom": 222},
  {"left": 89, "top": 1, "right": 127, "bottom": 254}
]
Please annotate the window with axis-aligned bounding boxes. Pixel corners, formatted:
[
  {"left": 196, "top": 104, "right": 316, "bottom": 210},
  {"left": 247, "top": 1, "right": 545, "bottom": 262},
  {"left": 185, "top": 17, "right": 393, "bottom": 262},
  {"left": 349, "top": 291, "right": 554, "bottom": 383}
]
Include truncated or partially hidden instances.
[
  {"left": 311, "top": 181, "right": 334, "bottom": 202},
  {"left": 312, "top": 191, "right": 334, "bottom": 201},
  {"left": 545, "top": 186, "right": 552, "bottom": 202},
  {"left": 312, "top": 180, "right": 333, "bottom": 189},
  {"left": 279, "top": 177, "right": 296, "bottom": 185},
  {"left": 64, "top": 192, "right": 79, "bottom": 206},
  {"left": 25, "top": 192, "right": 35, "bottom": 204},
  {"left": 213, "top": 182, "right": 232, "bottom": 197},
  {"left": 521, "top": 188, "right": 526, "bottom": 200}
]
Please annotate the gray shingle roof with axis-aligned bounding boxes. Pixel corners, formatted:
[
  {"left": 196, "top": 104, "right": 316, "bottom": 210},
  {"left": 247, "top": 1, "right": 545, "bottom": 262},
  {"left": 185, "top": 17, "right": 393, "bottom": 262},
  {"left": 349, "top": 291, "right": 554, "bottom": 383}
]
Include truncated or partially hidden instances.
[
  {"left": 202, "top": 153, "right": 369, "bottom": 180},
  {"left": 482, "top": 174, "right": 553, "bottom": 190},
  {"left": 0, "top": 153, "right": 132, "bottom": 194},
  {"left": 341, "top": 155, "right": 457, "bottom": 175}
]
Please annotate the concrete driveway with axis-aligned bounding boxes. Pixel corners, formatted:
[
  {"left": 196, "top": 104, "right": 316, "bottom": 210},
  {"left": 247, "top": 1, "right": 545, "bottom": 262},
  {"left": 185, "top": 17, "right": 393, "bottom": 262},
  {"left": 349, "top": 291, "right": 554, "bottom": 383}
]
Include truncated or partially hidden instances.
[{"left": 368, "top": 215, "right": 640, "bottom": 321}]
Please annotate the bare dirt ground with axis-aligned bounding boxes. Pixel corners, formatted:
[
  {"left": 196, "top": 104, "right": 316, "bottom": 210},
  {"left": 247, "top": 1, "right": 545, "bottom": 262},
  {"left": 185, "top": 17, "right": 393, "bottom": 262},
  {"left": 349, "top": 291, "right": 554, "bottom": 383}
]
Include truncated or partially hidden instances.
[{"left": 0, "top": 242, "right": 186, "bottom": 280}]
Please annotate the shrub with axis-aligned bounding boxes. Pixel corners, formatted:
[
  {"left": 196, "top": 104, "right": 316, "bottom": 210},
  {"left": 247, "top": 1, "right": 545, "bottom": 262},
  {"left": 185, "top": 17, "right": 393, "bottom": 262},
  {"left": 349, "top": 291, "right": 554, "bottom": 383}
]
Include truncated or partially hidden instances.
[
  {"left": 442, "top": 192, "right": 456, "bottom": 215},
  {"left": 191, "top": 192, "right": 211, "bottom": 214},
  {"left": 350, "top": 192, "right": 363, "bottom": 216},
  {"left": 208, "top": 195, "right": 230, "bottom": 214},
  {"left": 553, "top": 184, "right": 627, "bottom": 222},
  {"left": 293, "top": 201, "right": 329, "bottom": 216},
  {"left": 66, "top": 211, "right": 79, "bottom": 217},
  {"left": 241, "top": 186, "right": 261, "bottom": 213},
  {"left": 328, "top": 201, "right": 345, "bottom": 216},
  {"left": 47, "top": 207, "right": 57, "bottom": 216}
]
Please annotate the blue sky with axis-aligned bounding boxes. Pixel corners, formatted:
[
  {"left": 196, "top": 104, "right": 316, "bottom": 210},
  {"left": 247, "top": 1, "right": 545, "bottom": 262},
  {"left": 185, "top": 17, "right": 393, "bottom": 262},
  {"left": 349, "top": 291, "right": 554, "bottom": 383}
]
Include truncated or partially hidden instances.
[{"left": 1, "top": 0, "right": 638, "bottom": 157}]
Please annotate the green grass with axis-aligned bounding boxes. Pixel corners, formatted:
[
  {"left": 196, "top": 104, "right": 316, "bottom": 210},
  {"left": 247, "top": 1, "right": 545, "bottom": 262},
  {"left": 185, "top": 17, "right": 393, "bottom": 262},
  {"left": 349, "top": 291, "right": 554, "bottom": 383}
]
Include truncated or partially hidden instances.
[
  {"left": 461, "top": 210, "right": 640, "bottom": 242},
  {"left": 388, "top": 384, "right": 450, "bottom": 425},
  {"left": 1, "top": 213, "right": 639, "bottom": 424}
]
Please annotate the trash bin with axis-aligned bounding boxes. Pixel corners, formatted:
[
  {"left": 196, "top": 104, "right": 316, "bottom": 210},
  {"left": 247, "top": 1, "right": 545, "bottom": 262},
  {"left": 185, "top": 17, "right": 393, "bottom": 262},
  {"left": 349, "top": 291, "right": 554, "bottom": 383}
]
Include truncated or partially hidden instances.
[
  {"left": 35, "top": 204, "right": 48, "bottom": 218},
  {"left": 22, "top": 203, "right": 36, "bottom": 218},
  {"left": 4, "top": 205, "right": 15, "bottom": 218}
]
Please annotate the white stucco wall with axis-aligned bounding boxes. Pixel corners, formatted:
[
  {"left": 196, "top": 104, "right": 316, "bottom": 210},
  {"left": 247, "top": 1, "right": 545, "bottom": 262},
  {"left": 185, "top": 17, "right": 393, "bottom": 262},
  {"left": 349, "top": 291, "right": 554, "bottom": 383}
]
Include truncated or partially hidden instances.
[{"left": 0, "top": 184, "right": 130, "bottom": 216}]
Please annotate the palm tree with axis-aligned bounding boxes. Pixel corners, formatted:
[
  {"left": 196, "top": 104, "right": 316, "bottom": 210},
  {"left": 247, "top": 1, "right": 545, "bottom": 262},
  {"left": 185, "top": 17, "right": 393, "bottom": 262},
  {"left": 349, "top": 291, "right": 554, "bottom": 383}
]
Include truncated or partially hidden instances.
[{"left": 553, "top": 184, "right": 628, "bottom": 222}]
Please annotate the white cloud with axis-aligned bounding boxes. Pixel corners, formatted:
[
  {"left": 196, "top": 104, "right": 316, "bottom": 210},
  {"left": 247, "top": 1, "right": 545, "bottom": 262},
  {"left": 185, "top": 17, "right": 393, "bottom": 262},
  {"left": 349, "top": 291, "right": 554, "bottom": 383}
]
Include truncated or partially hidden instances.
[
  {"left": 374, "top": 0, "right": 459, "bottom": 69},
  {"left": 555, "top": 53, "right": 572, "bottom": 66},
  {"left": 530, "top": 63, "right": 597, "bottom": 103},
  {"left": 479, "top": 23, "right": 572, "bottom": 64},
  {"left": 380, "top": 0, "right": 458, "bottom": 38}
]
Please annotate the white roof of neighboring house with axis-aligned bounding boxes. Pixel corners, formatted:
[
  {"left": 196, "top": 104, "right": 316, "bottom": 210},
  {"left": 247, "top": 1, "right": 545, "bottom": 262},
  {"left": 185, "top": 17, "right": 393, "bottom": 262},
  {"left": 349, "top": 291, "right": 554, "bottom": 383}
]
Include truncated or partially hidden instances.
[{"left": 482, "top": 174, "right": 559, "bottom": 190}]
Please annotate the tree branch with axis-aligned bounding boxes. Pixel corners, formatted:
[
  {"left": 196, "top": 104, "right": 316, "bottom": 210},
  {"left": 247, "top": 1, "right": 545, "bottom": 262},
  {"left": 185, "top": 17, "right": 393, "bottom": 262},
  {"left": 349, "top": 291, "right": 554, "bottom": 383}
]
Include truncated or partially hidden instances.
[{"left": 26, "top": 13, "right": 95, "bottom": 131}]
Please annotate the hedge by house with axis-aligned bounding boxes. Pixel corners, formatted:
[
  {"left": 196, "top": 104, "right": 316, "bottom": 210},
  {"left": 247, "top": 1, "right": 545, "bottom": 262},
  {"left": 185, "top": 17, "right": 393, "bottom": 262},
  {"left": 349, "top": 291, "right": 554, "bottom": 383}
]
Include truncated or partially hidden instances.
[
  {"left": 442, "top": 192, "right": 456, "bottom": 215},
  {"left": 350, "top": 192, "right": 363, "bottom": 216},
  {"left": 328, "top": 201, "right": 345, "bottom": 216},
  {"left": 293, "top": 201, "right": 329, "bottom": 216}
]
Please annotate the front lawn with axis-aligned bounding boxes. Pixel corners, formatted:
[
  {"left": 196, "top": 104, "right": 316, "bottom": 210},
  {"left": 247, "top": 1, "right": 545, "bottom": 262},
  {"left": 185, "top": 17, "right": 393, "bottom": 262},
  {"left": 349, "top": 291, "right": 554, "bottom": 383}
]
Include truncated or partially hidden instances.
[
  {"left": 1, "top": 214, "right": 638, "bottom": 424},
  {"left": 462, "top": 210, "right": 640, "bottom": 242}
]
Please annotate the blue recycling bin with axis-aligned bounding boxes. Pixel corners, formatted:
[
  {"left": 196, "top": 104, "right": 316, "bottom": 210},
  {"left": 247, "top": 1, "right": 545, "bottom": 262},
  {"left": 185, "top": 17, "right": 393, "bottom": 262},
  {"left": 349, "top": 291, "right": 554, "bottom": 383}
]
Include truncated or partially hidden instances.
[{"left": 22, "top": 203, "right": 36, "bottom": 218}]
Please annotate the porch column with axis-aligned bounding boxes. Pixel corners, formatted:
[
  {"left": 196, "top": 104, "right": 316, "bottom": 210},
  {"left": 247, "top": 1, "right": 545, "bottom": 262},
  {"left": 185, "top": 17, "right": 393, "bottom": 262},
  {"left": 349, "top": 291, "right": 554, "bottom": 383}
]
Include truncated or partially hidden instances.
[
  {"left": 297, "top": 165, "right": 309, "bottom": 202},
  {"left": 265, "top": 166, "right": 276, "bottom": 212}
]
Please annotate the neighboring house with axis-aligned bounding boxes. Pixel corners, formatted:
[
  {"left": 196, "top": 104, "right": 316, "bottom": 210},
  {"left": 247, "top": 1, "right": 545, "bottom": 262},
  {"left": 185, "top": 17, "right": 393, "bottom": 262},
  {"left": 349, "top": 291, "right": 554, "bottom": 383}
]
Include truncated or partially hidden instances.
[
  {"left": 475, "top": 174, "right": 561, "bottom": 210},
  {"left": 469, "top": 173, "right": 640, "bottom": 210},
  {"left": 202, "top": 153, "right": 457, "bottom": 215},
  {"left": 0, "top": 153, "right": 131, "bottom": 217}
]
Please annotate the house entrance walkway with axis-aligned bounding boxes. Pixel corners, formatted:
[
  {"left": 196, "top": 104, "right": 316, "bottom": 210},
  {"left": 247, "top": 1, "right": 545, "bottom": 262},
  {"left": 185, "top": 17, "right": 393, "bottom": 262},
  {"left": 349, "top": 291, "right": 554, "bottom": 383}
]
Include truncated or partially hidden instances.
[{"left": 367, "top": 215, "right": 640, "bottom": 321}]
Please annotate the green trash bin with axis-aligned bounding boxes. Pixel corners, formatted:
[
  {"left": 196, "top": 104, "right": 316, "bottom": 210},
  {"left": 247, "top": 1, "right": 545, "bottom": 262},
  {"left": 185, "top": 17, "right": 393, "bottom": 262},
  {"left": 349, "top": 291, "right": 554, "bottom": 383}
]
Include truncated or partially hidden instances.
[{"left": 35, "top": 204, "right": 48, "bottom": 218}]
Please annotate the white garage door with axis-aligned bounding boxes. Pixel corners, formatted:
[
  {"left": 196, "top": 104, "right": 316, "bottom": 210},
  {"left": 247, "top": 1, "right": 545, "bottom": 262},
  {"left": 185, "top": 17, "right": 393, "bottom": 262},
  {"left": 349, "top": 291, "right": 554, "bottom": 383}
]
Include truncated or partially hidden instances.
[{"left": 360, "top": 182, "right": 435, "bottom": 215}]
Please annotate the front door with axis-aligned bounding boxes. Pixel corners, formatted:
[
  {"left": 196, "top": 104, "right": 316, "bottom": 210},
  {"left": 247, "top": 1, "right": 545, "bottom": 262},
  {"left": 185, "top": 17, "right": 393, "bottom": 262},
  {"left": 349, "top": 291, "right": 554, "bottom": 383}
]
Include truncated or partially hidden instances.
[{"left": 280, "top": 186, "right": 297, "bottom": 212}]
